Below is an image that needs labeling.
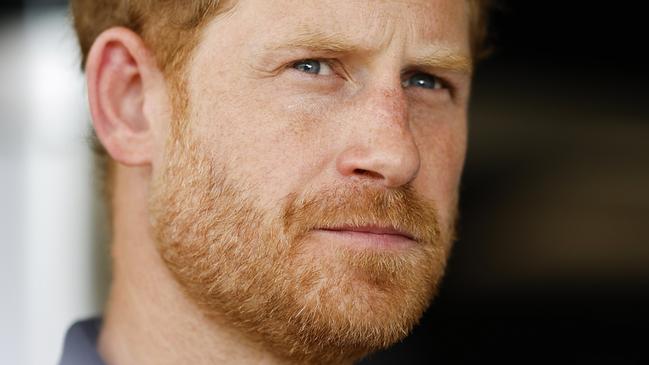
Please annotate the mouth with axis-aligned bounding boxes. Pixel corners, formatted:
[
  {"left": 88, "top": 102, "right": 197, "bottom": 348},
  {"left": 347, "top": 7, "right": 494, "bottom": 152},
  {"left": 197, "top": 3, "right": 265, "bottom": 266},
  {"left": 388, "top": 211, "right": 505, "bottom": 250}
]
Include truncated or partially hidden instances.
[{"left": 313, "top": 225, "right": 418, "bottom": 250}]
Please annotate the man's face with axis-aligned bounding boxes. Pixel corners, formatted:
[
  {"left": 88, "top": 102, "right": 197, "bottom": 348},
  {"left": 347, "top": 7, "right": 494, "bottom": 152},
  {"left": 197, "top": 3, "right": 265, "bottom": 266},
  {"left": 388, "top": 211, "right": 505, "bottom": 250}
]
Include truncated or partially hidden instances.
[{"left": 149, "top": 0, "right": 471, "bottom": 362}]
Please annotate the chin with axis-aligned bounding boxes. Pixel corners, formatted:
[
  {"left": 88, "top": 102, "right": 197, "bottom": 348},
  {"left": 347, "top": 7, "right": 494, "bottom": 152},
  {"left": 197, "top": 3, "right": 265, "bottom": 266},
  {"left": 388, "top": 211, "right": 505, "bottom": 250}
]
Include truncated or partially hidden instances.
[{"left": 275, "top": 234, "right": 446, "bottom": 360}]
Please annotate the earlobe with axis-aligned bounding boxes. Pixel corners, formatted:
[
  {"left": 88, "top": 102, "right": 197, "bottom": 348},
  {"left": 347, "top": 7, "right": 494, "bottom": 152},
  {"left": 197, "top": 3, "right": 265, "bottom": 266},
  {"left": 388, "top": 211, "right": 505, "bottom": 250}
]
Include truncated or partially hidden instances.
[{"left": 86, "top": 27, "right": 160, "bottom": 166}]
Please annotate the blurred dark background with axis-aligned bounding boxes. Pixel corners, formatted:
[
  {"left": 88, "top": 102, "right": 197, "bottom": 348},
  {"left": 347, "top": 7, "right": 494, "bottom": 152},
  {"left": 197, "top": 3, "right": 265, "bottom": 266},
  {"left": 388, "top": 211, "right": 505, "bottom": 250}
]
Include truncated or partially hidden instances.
[
  {"left": 2, "top": 1, "right": 647, "bottom": 364},
  {"left": 366, "top": 2, "right": 649, "bottom": 364}
]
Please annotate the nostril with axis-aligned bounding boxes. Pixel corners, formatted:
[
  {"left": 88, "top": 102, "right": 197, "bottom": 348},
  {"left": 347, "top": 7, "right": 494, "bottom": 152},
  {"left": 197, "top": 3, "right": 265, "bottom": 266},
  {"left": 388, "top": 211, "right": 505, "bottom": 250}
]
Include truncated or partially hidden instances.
[{"left": 353, "top": 169, "right": 383, "bottom": 180}]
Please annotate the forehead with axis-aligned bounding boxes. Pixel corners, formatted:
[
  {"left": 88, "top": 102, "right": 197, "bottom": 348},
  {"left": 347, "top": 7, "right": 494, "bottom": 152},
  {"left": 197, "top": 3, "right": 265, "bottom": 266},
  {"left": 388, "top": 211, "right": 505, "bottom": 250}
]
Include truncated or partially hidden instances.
[{"left": 215, "top": 0, "right": 470, "bottom": 54}]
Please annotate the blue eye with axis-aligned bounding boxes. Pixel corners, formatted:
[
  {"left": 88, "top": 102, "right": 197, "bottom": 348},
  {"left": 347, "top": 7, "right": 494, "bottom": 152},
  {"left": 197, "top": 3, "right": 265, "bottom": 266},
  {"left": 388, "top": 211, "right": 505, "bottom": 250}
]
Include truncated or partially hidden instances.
[
  {"left": 403, "top": 72, "right": 443, "bottom": 90},
  {"left": 293, "top": 59, "right": 321, "bottom": 74},
  {"left": 292, "top": 59, "right": 334, "bottom": 76}
]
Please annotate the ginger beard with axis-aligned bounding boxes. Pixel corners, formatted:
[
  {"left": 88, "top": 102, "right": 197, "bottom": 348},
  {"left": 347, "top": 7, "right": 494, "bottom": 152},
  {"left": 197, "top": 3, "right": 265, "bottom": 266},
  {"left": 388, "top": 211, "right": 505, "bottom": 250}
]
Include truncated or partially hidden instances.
[{"left": 149, "top": 93, "right": 457, "bottom": 364}]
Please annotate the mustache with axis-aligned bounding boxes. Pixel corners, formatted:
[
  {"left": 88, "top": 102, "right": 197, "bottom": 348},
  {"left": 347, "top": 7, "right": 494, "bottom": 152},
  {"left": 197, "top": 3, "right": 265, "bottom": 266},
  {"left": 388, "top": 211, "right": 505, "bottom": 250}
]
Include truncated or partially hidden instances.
[{"left": 281, "top": 183, "right": 440, "bottom": 245}]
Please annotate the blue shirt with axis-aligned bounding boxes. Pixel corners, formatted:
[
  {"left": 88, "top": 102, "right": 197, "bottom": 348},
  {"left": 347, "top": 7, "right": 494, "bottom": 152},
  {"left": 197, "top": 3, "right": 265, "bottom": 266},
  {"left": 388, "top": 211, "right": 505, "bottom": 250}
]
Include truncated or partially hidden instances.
[{"left": 59, "top": 318, "right": 106, "bottom": 365}]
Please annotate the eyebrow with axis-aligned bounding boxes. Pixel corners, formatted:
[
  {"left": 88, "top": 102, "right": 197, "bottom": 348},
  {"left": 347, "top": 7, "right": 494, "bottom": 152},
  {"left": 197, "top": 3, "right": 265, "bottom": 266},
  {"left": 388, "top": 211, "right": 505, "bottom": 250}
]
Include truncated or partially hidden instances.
[
  {"left": 266, "top": 28, "right": 368, "bottom": 54},
  {"left": 265, "top": 28, "right": 473, "bottom": 74},
  {"left": 410, "top": 49, "right": 474, "bottom": 74}
]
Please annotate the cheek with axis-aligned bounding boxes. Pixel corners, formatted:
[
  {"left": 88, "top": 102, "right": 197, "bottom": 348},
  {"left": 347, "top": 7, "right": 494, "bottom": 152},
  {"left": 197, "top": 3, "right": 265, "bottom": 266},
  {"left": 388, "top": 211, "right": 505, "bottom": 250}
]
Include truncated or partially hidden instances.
[
  {"left": 186, "top": 71, "right": 335, "bottom": 201},
  {"left": 412, "top": 111, "right": 467, "bottom": 224}
]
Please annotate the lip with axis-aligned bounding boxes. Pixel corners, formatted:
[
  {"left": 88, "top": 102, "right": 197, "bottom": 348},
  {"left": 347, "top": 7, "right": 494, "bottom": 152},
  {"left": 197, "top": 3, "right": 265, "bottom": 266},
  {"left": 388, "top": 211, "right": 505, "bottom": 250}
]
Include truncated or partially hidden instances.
[
  {"left": 313, "top": 225, "right": 417, "bottom": 250},
  {"left": 319, "top": 225, "right": 416, "bottom": 241}
]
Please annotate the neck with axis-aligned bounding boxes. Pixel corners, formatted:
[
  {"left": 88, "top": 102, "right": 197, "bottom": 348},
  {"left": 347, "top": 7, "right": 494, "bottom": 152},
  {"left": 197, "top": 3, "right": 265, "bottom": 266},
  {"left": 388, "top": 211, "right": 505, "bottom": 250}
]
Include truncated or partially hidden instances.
[{"left": 98, "top": 165, "right": 293, "bottom": 365}]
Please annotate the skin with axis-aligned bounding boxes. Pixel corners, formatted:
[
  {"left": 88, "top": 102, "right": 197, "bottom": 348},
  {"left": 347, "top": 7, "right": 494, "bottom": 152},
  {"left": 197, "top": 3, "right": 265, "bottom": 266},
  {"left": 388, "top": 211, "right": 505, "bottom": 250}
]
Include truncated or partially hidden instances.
[{"left": 85, "top": 0, "right": 472, "bottom": 364}]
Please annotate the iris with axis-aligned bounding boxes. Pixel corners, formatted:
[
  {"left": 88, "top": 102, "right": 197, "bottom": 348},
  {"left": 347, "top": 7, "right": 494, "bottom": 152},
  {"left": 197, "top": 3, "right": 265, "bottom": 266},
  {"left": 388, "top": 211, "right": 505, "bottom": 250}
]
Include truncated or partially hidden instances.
[
  {"left": 404, "top": 73, "right": 441, "bottom": 90},
  {"left": 293, "top": 59, "right": 321, "bottom": 75}
]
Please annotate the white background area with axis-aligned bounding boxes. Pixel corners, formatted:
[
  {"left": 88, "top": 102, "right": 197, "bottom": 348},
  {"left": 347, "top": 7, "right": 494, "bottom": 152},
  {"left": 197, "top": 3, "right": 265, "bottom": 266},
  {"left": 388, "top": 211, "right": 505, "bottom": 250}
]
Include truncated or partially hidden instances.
[{"left": 0, "top": 8, "right": 102, "bottom": 365}]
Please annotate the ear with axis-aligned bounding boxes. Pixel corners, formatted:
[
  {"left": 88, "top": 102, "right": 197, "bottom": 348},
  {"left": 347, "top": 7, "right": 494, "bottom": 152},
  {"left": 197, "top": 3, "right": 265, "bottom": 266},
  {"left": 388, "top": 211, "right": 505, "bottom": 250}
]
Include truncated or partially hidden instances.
[{"left": 85, "top": 27, "right": 162, "bottom": 166}]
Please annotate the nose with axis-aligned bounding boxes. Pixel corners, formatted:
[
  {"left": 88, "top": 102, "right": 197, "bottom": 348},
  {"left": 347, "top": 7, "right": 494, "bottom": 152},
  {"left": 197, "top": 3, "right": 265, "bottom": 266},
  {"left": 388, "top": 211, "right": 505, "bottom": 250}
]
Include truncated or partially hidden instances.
[{"left": 335, "top": 88, "right": 421, "bottom": 188}]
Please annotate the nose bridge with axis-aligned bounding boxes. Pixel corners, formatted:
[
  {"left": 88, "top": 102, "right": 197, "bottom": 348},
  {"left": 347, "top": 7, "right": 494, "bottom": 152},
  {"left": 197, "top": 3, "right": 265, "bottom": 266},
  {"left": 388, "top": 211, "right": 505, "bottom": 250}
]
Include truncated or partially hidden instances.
[
  {"left": 372, "top": 86, "right": 409, "bottom": 129},
  {"left": 335, "top": 84, "right": 421, "bottom": 188}
]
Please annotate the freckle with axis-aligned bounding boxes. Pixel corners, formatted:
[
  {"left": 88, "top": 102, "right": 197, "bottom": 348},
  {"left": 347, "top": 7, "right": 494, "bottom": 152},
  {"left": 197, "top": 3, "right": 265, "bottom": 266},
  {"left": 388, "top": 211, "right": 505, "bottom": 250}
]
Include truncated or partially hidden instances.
[
  {"left": 379, "top": 89, "right": 408, "bottom": 125},
  {"left": 383, "top": 89, "right": 398, "bottom": 99},
  {"left": 286, "top": 109, "right": 317, "bottom": 138}
]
